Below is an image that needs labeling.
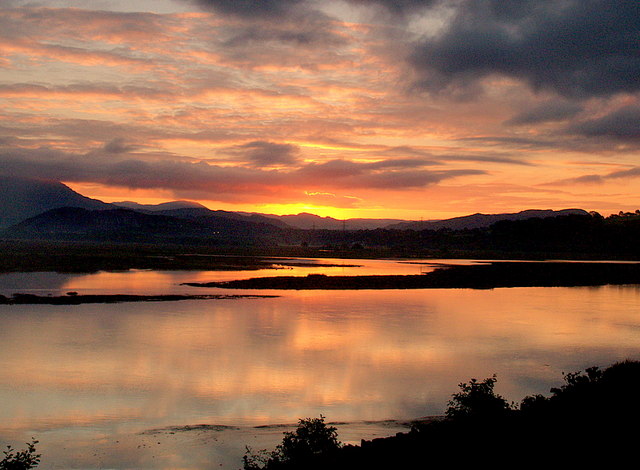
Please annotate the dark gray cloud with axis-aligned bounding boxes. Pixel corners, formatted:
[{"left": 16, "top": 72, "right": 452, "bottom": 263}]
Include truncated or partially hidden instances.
[
  {"left": 0, "top": 147, "right": 485, "bottom": 202},
  {"left": 546, "top": 166, "right": 640, "bottom": 186},
  {"left": 223, "top": 25, "right": 329, "bottom": 47},
  {"left": 296, "top": 159, "right": 485, "bottom": 188},
  {"left": 201, "top": 5, "right": 348, "bottom": 67},
  {"left": 567, "top": 105, "right": 640, "bottom": 140},
  {"left": 456, "top": 135, "right": 557, "bottom": 150},
  {"left": 351, "top": 0, "right": 439, "bottom": 14},
  {"left": 608, "top": 167, "right": 640, "bottom": 179},
  {"left": 218, "top": 12, "right": 346, "bottom": 52},
  {"left": 0, "top": 148, "right": 288, "bottom": 202},
  {"left": 190, "top": 0, "right": 438, "bottom": 17},
  {"left": 103, "top": 138, "right": 139, "bottom": 154},
  {"left": 295, "top": 158, "right": 436, "bottom": 179},
  {"left": 505, "top": 101, "right": 584, "bottom": 126},
  {"left": 410, "top": 0, "right": 640, "bottom": 98},
  {"left": 440, "top": 153, "right": 532, "bottom": 166},
  {"left": 237, "top": 141, "right": 300, "bottom": 167},
  {"left": 365, "top": 157, "right": 438, "bottom": 169},
  {"left": 569, "top": 174, "right": 606, "bottom": 185},
  {"left": 189, "top": 0, "right": 304, "bottom": 17},
  {"left": 382, "top": 145, "right": 531, "bottom": 166}
]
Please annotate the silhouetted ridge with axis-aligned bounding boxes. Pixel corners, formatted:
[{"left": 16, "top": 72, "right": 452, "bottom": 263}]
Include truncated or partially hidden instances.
[
  {"left": 1, "top": 207, "right": 284, "bottom": 243},
  {"left": 112, "top": 200, "right": 207, "bottom": 211},
  {"left": 0, "top": 175, "right": 110, "bottom": 228},
  {"left": 263, "top": 212, "right": 405, "bottom": 230},
  {"left": 152, "top": 207, "right": 290, "bottom": 228},
  {"left": 387, "top": 208, "right": 589, "bottom": 230}
]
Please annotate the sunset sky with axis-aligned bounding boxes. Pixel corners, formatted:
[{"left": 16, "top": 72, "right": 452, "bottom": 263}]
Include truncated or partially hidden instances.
[{"left": 0, "top": 0, "right": 638, "bottom": 220}]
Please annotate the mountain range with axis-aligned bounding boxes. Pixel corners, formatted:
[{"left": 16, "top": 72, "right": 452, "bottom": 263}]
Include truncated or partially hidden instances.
[
  {"left": 0, "top": 175, "right": 110, "bottom": 228},
  {"left": 4, "top": 206, "right": 283, "bottom": 243},
  {"left": 0, "top": 176, "right": 590, "bottom": 242},
  {"left": 386, "top": 209, "right": 589, "bottom": 231}
]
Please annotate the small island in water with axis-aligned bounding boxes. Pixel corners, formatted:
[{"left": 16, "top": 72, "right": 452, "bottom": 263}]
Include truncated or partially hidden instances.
[
  {"left": 185, "top": 261, "right": 640, "bottom": 290},
  {"left": 0, "top": 292, "right": 278, "bottom": 305}
]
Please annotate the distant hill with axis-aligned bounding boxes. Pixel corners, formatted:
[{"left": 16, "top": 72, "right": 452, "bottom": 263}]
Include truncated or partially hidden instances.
[
  {"left": 113, "top": 201, "right": 291, "bottom": 228},
  {"left": 0, "top": 176, "right": 290, "bottom": 231},
  {"left": 154, "top": 208, "right": 291, "bottom": 229},
  {"left": 1, "top": 207, "right": 284, "bottom": 243},
  {"left": 0, "top": 176, "right": 598, "bottom": 248},
  {"left": 0, "top": 176, "right": 111, "bottom": 228},
  {"left": 112, "top": 200, "right": 207, "bottom": 211},
  {"left": 263, "top": 212, "right": 406, "bottom": 230},
  {"left": 387, "top": 209, "right": 590, "bottom": 230}
]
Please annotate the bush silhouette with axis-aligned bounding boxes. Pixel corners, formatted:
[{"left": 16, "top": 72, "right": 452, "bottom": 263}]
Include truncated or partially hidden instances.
[
  {"left": 243, "top": 362, "right": 640, "bottom": 469},
  {"left": 446, "top": 374, "right": 513, "bottom": 420},
  {"left": 244, "top": 416, "right": 341, "bottom": 470},
  {"left": 0, "top": 439, "right": 40, "bottom": 470}
]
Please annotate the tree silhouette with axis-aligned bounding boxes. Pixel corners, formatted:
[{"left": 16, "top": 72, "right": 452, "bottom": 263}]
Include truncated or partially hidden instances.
[
  {"left": 244, "top": 416, "right": 341, "bottom": 470},
  {"left": 446, "top": 375, "right": 513, "bottom": 420}
]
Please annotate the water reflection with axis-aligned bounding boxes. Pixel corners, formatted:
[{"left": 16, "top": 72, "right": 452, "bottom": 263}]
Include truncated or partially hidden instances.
[
  {"left": 1, "top": 263, "right": 640, "bottom": 468},
  {"left": 2, "top": 285, "right": 640, "bottom": 433},
  {"left": 0, "top": 272, "right": 77, "bottom": 295},
  {"left": 0, "top": 258, "right": 478, "bottom": 296}
]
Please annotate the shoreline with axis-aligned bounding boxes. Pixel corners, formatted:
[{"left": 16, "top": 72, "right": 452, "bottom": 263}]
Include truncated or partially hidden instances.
[{"left": 5, "top": 418, "right": 422, "bottom": 469}]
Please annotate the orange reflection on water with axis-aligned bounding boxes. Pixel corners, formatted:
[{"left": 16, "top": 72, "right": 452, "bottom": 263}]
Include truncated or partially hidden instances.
[
  {"left": 63, "top": 270, "right": 183, "bottom": 294},
  {"left": 1, "top": 269, "right": 640, "bottom": 441}
]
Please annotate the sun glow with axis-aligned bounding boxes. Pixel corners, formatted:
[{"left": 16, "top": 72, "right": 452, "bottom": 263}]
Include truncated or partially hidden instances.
[{"left": 239, "top": 203, "right": 354, "bottom": 219}]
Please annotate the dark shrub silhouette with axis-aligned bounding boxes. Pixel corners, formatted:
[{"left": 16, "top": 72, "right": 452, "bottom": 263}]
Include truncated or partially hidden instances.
[
  {"left": 244, "top": 416, "right": 341, "bottom": 470},
  {"left": 243, "top": 361, "right": 640, "bottom": 469},
  {"left": 445, "top": 374, "right": 513, "bottom": 420},
  {"left": 0, "top": 439, "right": 40, "bottom": 470}
]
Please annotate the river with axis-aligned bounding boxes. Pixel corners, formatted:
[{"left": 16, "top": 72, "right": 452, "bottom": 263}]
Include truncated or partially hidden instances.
[{"left": 1, "top": 258, "right": 639, "bottom": 468}]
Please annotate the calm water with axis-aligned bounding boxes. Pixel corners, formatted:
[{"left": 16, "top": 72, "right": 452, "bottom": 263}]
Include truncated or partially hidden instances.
[{"left": 1, "top": 258, "right": 639, "bottom": 467}]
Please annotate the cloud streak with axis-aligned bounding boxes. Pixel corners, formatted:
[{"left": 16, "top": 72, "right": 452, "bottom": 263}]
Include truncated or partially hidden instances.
[
  {"left": 505, "top": 101, "right": 584, "bottom": 126},
  {"left": 189, "top": 0, "right": 304, "bottom": 17},
  {"left": 567, "top": 105, "right": 640, "bottom": 140},
  {"left": 0, "top": 146, "right": 484, "bottom": 203},
  {"left": 547, "top": 167, "right": 640, "bottom": 187},
  {"left": 233, "top": 141, "right": 301, "bottom": 167}
]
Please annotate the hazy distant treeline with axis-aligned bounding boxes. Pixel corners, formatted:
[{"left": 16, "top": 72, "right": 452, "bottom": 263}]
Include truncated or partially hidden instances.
[{"left": 294, "top": 212, "right": 640, "bottom": 258}]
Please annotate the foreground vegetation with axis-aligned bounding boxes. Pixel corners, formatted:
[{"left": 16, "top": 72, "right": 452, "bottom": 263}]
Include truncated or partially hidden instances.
[
  {"left": 0, "top": 439, "right": 40, "bottom": 470},
  {"left": 245, "top": 360, "right": 640, "bottom": 469}
]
